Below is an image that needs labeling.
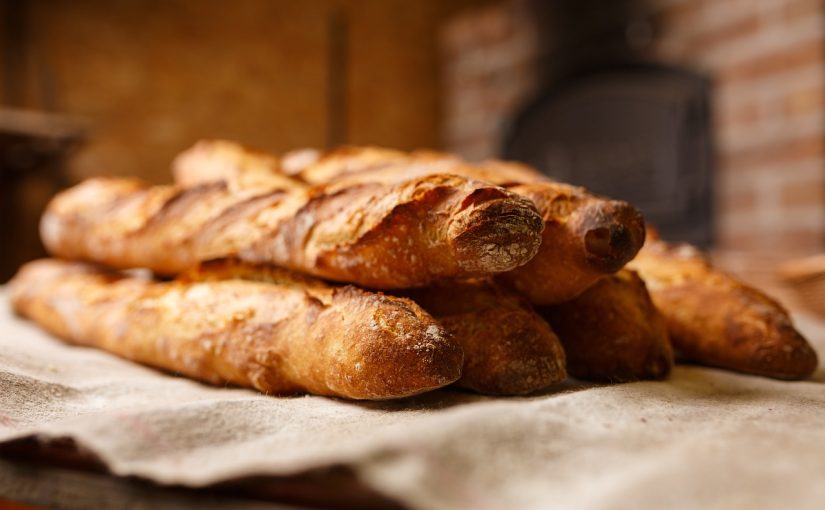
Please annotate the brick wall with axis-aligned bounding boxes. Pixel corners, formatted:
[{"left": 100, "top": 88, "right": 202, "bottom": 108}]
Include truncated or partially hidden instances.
[
  {"left": 441, "top": 0, "right": 540, "bottom": 161},
  {"left": 441, "top": 0, "right": 825, "bottom": 255},
  {"left": 650, "top": 0, "right": 825, "bottom": 254}
]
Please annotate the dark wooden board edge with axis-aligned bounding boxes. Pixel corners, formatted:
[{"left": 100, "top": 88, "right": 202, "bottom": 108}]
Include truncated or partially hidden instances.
[{"left": 0, "top": 437, "right": 404, "bottom": 510}]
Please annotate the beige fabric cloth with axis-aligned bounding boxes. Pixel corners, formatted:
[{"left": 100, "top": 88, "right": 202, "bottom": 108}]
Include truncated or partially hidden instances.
[{"left": 1, "top": 287, "right": 824, "bottom": 510}]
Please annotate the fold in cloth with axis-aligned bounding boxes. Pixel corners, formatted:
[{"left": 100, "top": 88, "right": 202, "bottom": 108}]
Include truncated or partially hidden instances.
[{"left": 1, "top": 289, "right": 824, "bottom": 510}]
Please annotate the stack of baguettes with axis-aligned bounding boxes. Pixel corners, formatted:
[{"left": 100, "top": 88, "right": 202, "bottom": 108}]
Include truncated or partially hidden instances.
[{"left": 9, "top": 140, "right": 819, "bottom": 400}]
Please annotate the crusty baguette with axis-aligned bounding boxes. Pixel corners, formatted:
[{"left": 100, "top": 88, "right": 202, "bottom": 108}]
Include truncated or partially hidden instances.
[
  {"left": 628, "top": 238, "right": 819, "bottom": 380},
  {"left": 173, "top": 141, "right": 553, "bottom": 190},
  {"left": 290, "top": 147, "right": 647, "bottom": 304},
  {"left": 41, "top": 172, "right": 544, "bottom": 288},
  {"left": 173, "top": 141, "right": 566, "bottom": 395},
  {"left": 293, "top": 148, "right": 647, "bottom": 304},
  {"left": 10, "top": 259, "right": 463, "bottom": 399},
  {"left": 402, "top": 281, "right": 567, "bottom": 395},
  {"left": 172, "top": 139, "right": 305, "bottom": 192},
  {"left": 500, "top": 180, "right": 645, "bottom": 304},
  {"left": 188, "top": 259, "right": 567, "bottom": 395},
  {"left": 173, "top": 147, "right": 568, "bottom": 395},
  {"left": 280, "top": 145, "right": 546, "bottom": 187},
  {"left": 173, "top": 140, "right": 644, "bottom": 304},
  {"left": 542, "top": 269, "right": 673, "bottom": 382},
  {"left": 309, "top": 152, "right": 646, "bottom": 304}
]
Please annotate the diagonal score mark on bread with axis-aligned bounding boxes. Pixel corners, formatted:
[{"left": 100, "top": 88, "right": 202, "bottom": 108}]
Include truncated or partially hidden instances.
[
  {"left": 188, "top": 259, "right": 567, "bottom": 395},
  {"left": 41, "top": 170, "right": 544, "bottom": 289},
  {"left": 173, "top": 139, "right": 646, "bottom": 304},
  {"left": 10, "top": 258, "right": 463, "bottom": 400},
  {"left": 628, "top": 234, "right": 819, "bottom": 380},
  {"left": 172, "top": 143, "right": 568, "bottom": 394}
]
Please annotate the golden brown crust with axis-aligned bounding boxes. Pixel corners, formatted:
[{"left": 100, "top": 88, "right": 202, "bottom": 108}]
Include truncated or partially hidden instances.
[
  {"left": 10, "top": 259, "right": 463, "bottom": 399},
  {"left": 298, "top": 151, "right": 646, "bottom": 304},
  {"left": 542, "top": 270, "right": 673, "bottom": 382},
  {"left": 170, "top": 144, "right": 566, "bottom": 393},
  {"left": 190, "top": 261, "right": 567, "bottom": 395},
  {"left": 628, "top": 240, "right": 819, "bottom": 380},
  {"left": 401, "top": 281, "right": 567, "bottom": 395},
  {"left": 296, "top": 146, "right": 436, "bottom": 183},
  {"left": 500, "top": 182, "right": 646, "bottom": 304},
  {"left": 41, "top": 173, "right": 543, "bottom": 288},
  {"left": 172, "top": 139, "right": 304, "bottom": 192},
  {"left": 171, "top": 141, "right": 645, "bottom": 304},
  {"left": 284, "top": 145, "right": 549, "bottom": 188},
  {"left": 281, "top": 146, "right": 646, "bottom": 302}
]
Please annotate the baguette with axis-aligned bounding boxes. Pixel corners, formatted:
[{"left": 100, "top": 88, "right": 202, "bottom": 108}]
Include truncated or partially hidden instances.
[
  {"left": 283, "top": 146, "right": 545, "bottom": 187},
  {"left": 402, "top": 281, "right": 567, "bottom": 395},
  {"left": 172, "top": 139, "right": 305, "bottom": 192},
  {"left": 173, "top": 148, "right": 567, "bottom": 394},
  {"left": 290, "top": 147, "right": 647, "bottom": 304},
  {"left": 173, "top": 145, "right": 567, "bottom": 395},
  {"left": 501, "top": 180, "right": 646, "bottom": 304},
  {"left": 628, "top": 238, "right": 819, "bottom": 380},
  {"left": 189, "top": 260, "right": 567, "bottom": 395},
  {"left": 542, "top": 270, "right": 673, "bottom": 382},
  {"left": 173, "top": 141, "right": 645, "bottom": 304},
  {"left": 296, "top": 148, "right": 647, "bottom": 304},
  {"left": 10, "top": 259, "right": 463, "bottom": 399},
  {"left": 41, "top": 172, "right": 544, "bottom": 288}
]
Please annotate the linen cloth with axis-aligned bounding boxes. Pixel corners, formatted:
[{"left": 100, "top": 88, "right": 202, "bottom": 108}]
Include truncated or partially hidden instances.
[{"left": 1, "top": 289, "right": 824, "bottom": 510}]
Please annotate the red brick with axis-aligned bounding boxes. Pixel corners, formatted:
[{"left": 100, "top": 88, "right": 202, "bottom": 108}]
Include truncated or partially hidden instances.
[
  {"left": 771, "top": 227, "right": 825, "bottom": 253},
  {"left": 719, "top": 225, "right": 825, "bottom": 254},
  {"left": 717, "top": 38, "right": 825, "bottom": 84},
  {"left": 690, "top": 14, "right": 762, "bottom": 53},
  {"left": 652, "top": 0, "right": 701, "bottom": 35},
  {"left": 779, "top": 178, "right": 825, "bottom": 207},
  {"left": 782, "top": 86, "right": 825, "bottom": 117},
  {"left": 721, "top": 134, "right": 825, "bottom": 170},
  {"left": 718, "top": 187, "right": 758, "bottom": 215},
  {"left": 469, "top": 4, "right": 514, "bottom": 44},
  {"left": 783, "top": 0, "right": 825, "bottom": 21},
  {"left": 440, "top": 2, "right": 517, "bottom": 59},
  {"left": 716, "top": 100, "right": 763, "bottom": 130}
]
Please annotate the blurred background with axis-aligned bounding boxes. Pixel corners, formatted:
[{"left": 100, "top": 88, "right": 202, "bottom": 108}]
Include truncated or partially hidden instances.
[{"left": 1, "top": 0, "right": 823, "bottom": 284}]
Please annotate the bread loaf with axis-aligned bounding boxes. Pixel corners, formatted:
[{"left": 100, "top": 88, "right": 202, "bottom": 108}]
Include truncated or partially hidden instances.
[
  {"left": 542, "top": 270, "right": 673, "bottom": 382},
  {"left": 173, "top": 140, "right": 645, "bottom": 304},
  {"left": 628, "top": 238, "right": 819, "bottom": 380},
  {"left": 41, "top": 172, "right": 544, "bottom": 288},
  {"left": 501, "top": 181, "right": 645, "bottom": 304},
  {"left": 172, "top": 139, "right": 304, "bottom": 192},
  {"left": 10, "top": 258, "right": 463, "bottom": 399},
  {"left": 187, "top": 259, "right": 566, "bottom": 395},
  {"left": 402, "top": 281, "right": 567, "bottom": 395},
  {"left": 192, "top": 261, "right": 568, "bottom": 397},
  {"left": 173, "top": 146, "right": 567, "bottom": 394},
  {"left": 296, "top": 148, "right": 647, "bottom": 304}
]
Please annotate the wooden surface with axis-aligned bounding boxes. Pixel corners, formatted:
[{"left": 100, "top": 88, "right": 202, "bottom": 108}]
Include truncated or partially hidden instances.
[
  {"left": 0, "top": 438, "right": 402, "bottom": 510},
  {"left": 3, "top": 0, "right": 490, "bottom": 185}
]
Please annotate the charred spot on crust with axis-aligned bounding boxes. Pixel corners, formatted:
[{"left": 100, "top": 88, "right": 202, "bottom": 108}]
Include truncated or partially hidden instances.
[
  {"left": 580, "top": 201, "right": 646, "bottom": 273},
  {"left": 584, "top": 224, "right": 633, "bottom": 270}
]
